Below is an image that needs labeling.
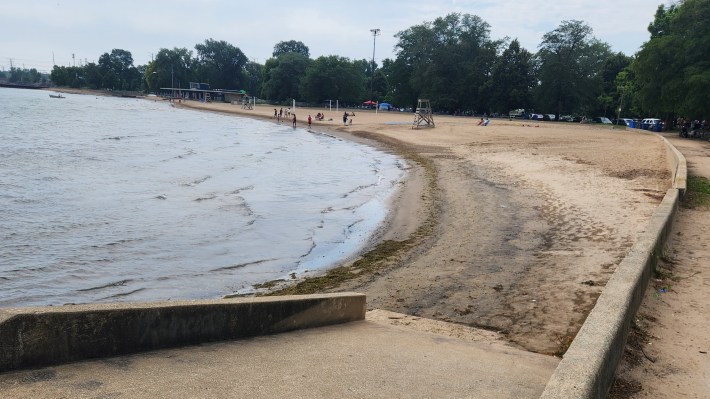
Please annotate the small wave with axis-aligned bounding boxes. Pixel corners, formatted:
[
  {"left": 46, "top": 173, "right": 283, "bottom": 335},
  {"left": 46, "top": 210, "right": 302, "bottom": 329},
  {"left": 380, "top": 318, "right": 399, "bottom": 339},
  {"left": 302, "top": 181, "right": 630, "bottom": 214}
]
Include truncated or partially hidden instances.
[
  {"left": 342, "top": 183, "right": 377, "bottom": 198},
  {"left": 102, "top": 136, "right": 135, "bottom": 141},
  {"left": 93, "top": 239, "right": 135, "bottom": 248},
  {"left": 77, "top": 279, "right": 133, "bottom": 292},
  {"left": 300, "top": 239, "right": 317, "bottom": 258},
  {"left": 103, "top": 287, "right": 146, "bottom": 299},
  {"left": 211, "top": 258, "right": 276, "bottom": 272},
  {"left": 194, "top": 194, "right": 217, "bottom": 202},
  {"left": 227, "top": 185, "right": 254, "bottom": 195},
  {"left": 180, "top": 175, "right": 211, "bottom": 187}
]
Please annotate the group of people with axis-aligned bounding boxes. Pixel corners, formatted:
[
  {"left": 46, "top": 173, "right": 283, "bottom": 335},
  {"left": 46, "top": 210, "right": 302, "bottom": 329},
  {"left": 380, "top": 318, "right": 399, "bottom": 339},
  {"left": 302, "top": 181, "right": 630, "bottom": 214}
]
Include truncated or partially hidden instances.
[
  {"left": 677, "top": 117, "right": 709, "bottom": 139},
  {"left": 271, "top": 107, "right": 359, "bottom": 128},
  {"left": 273, "top": 107, "right": 298, "bottom": 127}
]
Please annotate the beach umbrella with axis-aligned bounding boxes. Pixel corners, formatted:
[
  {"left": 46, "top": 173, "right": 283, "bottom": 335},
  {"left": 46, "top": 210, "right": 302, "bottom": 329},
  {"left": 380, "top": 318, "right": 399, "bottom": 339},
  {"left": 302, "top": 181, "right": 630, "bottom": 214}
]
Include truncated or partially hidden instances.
[{"left": 362, "top": 100, "right": 376, "bottom": 105}]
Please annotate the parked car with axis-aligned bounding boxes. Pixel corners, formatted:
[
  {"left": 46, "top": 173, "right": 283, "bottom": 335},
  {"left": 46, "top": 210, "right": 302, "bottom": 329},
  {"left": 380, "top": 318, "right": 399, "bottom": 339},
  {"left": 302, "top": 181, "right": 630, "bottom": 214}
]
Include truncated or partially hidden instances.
[
  {"left": 543, "top": 114, "right": 557, "bottom": 121},
  {"left": 613, "top": 118, "right": 635, "bottom": 126},
  {"left": 530, "top": 113, "right": 545, "bottom": 120},
  {"left": 559, "top": 115, "right": 574, "bottom": 122},
  {"left": 640, "top": 118, "right": 662, "bottom": 130},
  {"left": 592, "top": 117, "right": 613, "bottom": 124}
]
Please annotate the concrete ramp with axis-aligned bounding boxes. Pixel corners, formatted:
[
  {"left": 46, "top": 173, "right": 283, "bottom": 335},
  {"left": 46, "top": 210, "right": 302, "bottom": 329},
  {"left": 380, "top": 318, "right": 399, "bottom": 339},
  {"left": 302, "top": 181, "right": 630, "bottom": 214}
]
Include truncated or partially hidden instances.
[{"left": 0, "top": 309, "right": 557, "bottom": 399}]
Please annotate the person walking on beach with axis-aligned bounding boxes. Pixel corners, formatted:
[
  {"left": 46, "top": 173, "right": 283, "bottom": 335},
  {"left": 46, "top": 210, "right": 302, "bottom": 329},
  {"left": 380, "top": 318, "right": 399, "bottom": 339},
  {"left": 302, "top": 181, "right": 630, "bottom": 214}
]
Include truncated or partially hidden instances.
[
  {"left": 343, "top": 111, "right": 348, "bottom": 126},
  {"left": 308, "top": 115, "right": 312, "bottom": 128},
  {"left": 274, "top": 108, "right": 277, "bottom": 119},
  {"left": 279, "top": 108, "right": 283, "bottom": 119},
  {"left": 292, "top": 114, "right": 297, "bottom": 128}
]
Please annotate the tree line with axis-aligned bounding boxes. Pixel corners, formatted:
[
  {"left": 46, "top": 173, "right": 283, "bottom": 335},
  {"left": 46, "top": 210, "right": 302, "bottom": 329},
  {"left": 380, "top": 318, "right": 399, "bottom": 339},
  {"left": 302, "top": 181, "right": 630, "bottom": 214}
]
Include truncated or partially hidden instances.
[{"left": 48, "top": 0, "right": 707, "bottom": 121}]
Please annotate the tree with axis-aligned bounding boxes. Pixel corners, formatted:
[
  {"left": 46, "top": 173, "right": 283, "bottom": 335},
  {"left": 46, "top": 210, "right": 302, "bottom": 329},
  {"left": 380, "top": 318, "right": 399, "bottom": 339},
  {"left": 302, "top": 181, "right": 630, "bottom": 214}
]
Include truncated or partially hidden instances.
[
  {"left": 261, "top": 52, "right": 311, "bottom": 102},
  {"left": 300, "top": 55, "right": 365, "bottom": 103},
  {"left": 535, "top": 20, "right": 612, "bottom": 116},
  {"left": 392, "top": 13, "right": 499, "bottom": 112},
  {"left": 484, "top": 39, "right": 536, "bottom": 114},
  {"left": 633, "top": 0, "right": 710, "bottom": 119},
  {"left": 98, "top": 49, "right": 139, "bottom": 90},
  {"left": 243, "top": 60, "right": 264, "bottom": 96},
  {"left": 146, "top": 47, "right": 195, "bottom": 93},
  {"left": 594, "top": 52, "right": 632, "bottom": 117},
  {"left": 194, "top": 38, "right": 248, "bottom": 89},
  {"left": 272, "top": 40, "right": 310, "bottom": 58}
]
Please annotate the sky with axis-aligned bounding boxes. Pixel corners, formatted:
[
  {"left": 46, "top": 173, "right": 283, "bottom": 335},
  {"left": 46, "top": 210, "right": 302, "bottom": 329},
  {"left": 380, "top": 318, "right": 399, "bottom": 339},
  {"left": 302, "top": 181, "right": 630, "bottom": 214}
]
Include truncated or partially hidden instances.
[{"left": 1, "top": 0, "right": 668, "bottom": 73}]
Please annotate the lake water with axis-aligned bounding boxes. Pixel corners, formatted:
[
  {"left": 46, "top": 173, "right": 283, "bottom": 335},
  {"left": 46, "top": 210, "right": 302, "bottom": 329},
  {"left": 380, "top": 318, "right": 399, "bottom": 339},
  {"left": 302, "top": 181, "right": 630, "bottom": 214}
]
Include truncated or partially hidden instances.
[{"left": 0, "top": 88, "right": 406, "bottom": 307}]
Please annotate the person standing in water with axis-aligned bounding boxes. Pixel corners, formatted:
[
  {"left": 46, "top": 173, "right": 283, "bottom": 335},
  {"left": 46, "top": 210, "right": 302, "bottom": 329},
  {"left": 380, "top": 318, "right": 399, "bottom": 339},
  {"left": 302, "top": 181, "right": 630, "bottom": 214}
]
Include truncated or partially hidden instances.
[
  {"left": 307, "top": 115, "right": 312, "bottom": 128},
  {"left": 343, "top": 111, "right": 348, "bottom": 126},
  {"left": 292, "top": 114, "right": 297, "bottom": 128}
]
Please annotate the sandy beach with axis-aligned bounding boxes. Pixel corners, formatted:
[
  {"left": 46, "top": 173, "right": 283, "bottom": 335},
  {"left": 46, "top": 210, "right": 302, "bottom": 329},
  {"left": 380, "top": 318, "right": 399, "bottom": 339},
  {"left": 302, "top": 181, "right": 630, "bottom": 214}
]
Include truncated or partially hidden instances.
[{"left": 171, "top": 100, "right": 670, "bottom": 356}]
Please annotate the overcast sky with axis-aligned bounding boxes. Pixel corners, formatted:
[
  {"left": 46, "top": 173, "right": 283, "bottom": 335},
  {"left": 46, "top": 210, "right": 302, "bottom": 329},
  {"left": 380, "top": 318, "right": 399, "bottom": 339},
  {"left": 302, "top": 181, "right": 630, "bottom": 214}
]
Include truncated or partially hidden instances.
[{"left": 1, "top": 0, "right": 667, "bottom": 73}]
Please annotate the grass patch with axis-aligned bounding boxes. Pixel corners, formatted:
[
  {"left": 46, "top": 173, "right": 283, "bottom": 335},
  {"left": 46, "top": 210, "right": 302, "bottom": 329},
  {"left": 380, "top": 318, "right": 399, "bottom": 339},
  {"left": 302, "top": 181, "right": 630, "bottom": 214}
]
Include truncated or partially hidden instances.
[{"left": 683, "top": 175, "right": 710, "bottom": 208}]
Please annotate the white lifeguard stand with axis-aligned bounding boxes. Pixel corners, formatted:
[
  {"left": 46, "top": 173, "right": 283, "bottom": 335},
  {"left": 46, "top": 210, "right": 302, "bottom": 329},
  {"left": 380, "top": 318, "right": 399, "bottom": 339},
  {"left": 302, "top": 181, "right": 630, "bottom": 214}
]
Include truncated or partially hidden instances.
[{"left": 412, "top": 99, "right": 435, "bottom": 129}]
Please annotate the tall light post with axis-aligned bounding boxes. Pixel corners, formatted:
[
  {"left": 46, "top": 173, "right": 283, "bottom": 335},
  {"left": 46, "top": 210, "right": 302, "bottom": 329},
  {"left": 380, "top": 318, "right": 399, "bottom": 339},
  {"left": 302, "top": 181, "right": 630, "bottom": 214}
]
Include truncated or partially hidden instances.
[{"left": 370, "top": 28, "right": 380, "bottom": 101}]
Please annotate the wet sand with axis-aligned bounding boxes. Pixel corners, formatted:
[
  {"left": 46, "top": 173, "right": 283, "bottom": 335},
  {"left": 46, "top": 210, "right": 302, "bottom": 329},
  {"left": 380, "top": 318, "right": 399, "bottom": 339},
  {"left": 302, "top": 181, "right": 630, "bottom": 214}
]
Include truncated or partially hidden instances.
[{"left": 168, "top": 101, "right": 671, "bottom": 355}]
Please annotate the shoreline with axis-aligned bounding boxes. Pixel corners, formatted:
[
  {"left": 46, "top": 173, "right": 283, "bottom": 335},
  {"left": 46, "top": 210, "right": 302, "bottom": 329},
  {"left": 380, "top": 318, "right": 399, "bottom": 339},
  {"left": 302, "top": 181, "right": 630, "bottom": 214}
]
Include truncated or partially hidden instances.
[
  {"left": 172, "top": 100, "right": 672, "bottom": 355},
  {"left": 46, "top": 89, "right": 673, "bottom": 355}
]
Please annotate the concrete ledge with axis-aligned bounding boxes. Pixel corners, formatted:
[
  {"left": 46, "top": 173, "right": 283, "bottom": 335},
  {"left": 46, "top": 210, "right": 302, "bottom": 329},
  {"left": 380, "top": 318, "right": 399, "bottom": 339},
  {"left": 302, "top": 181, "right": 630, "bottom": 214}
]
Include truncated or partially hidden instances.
[
  {"left": 659, "top": 134, "right": 687, "bottom": 194},
  {"left": 0, "top": 293, "right": 365, "bottom": 372},
  {"left": 540, "top": 135, "right": 687, "bottom": 398}
]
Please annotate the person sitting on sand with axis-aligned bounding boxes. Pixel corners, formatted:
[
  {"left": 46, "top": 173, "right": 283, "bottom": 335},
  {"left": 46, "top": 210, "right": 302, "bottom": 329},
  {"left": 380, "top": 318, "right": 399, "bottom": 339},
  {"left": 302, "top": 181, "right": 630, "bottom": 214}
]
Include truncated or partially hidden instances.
[
  {"left": 477, "top": 117, "right": 484, "bottom": 126},
  {"left": 483, "top": 117, "right": 491, "bottom": 126}
]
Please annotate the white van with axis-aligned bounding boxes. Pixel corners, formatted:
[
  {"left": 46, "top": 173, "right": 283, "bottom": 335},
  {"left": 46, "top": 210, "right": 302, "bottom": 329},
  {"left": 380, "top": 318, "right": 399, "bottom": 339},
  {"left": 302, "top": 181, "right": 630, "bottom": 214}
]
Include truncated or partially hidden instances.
[{"left": 641, "top": 118, "right": 662, "bottom": 130}]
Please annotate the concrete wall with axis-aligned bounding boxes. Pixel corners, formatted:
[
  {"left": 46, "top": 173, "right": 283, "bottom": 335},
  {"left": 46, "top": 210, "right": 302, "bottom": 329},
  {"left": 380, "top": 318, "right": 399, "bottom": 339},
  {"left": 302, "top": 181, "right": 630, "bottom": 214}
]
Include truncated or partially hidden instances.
[
  {"left": 0, "top": 293, "right": 365, "bottom": 372},
  {"left": 540, "top": 134, "right": 686, "bottom": 399}
]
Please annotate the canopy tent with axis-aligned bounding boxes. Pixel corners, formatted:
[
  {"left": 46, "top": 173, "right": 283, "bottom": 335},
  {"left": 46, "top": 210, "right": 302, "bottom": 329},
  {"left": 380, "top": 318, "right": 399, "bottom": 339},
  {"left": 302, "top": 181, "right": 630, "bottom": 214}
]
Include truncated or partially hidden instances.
[
  {"left": 379, "top": 102, "right": 393, "bottom": 110},
  {"left": 362, "top": 100, "right": 377, "bottom": 105}
]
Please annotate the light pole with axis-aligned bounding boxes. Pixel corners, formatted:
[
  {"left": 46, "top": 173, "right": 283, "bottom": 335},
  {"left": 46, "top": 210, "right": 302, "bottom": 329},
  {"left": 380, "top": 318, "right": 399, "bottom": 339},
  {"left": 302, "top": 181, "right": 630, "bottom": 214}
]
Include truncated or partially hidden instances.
[{"left": 370, "top": 28, "right": 380, "bottom": 101}]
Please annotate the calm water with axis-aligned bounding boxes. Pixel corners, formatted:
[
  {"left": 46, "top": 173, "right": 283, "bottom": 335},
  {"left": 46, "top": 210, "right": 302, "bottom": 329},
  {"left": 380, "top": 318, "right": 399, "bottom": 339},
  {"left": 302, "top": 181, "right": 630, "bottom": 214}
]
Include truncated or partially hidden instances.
[{"left": 0, "top": 88, "right": 406, "bottom": 307}]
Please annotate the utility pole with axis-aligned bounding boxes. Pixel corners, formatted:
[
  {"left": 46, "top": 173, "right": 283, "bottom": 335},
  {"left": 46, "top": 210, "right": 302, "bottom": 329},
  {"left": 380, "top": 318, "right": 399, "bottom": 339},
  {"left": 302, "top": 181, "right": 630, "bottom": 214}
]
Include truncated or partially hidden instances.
[
  {"left": 52, "top": 51, "right": 55, "bottom": 66},
  {"left": 72, "top": 53, "right": 75, "bottom": 67},
  {"left": 369, "top": 28, "right": 380, "bottom": 101}
]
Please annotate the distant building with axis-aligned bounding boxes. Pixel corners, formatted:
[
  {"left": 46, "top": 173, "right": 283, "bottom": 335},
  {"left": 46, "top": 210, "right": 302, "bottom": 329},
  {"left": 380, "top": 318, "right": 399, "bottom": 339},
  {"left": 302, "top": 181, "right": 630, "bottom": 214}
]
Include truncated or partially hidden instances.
[{"left": 160, "top": 82, "right": 247, "bottom": 103}]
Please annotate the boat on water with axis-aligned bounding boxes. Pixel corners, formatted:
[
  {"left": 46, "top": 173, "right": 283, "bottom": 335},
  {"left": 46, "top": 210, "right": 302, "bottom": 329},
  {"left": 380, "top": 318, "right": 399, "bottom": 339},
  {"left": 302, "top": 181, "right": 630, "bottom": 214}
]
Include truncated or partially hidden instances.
[{"left": 49, "top": 94, "right": 65, "bottom": 99}]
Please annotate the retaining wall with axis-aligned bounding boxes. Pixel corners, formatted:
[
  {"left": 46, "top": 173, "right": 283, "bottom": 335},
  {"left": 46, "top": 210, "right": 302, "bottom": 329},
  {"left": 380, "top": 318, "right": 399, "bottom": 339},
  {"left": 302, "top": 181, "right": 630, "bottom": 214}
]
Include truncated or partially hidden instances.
[
  {"left": 0, "top": 293, "right": 366, "bottom": 372},
  {"left": 540, "top": 134, "right": 686, "bottom": 398}
]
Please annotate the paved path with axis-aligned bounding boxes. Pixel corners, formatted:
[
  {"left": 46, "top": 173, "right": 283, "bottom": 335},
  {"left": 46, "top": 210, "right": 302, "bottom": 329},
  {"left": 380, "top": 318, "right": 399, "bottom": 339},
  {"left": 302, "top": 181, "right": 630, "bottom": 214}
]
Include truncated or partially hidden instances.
[
  {"left": 0, "top": 310, "right": 558, "bottom": 399},
  {"left": 616, "top": 133, "right": 710, "bottom": 398}
]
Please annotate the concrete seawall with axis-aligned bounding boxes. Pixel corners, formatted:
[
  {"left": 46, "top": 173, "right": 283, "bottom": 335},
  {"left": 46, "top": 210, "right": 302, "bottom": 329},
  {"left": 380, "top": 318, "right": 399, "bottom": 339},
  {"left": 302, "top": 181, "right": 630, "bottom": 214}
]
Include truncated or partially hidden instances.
[
  {"left": 0, "top": 293, "right": 365, "bottom": 372},
  {"left": 540, "top": 133, "right": 686, "bottom": 398}
]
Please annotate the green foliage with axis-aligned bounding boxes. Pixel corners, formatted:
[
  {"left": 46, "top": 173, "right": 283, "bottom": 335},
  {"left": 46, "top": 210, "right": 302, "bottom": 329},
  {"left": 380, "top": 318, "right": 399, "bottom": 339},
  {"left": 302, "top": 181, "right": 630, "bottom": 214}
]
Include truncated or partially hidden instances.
[
  {"left": 683, "top": 175, "right": 710, "bottom": 208},
  {"left": 98, "top": 49, "right": 141, "bottom": 90},
  {"left": 242, "top": 61, "right": 264, "bottom": 97},
  {"left": 391, "top": 13, "right": 500, "bottom": 112},
  {"left": 300, "top": 55, "right": 365, "bottom": 103},
  {"left": 7, "top": 67, "right": 44, "bottom": 84},
  {"left": 272, "top": 40, "right": 310, "bottom": 58},
  {"left": 535, "top": 20, "right": 613, "bottom": 116},
  {"left": 194, "top": 38, "right": 248, "bottom": 90},
  {"left": 261, "top": 52, "right": 311, "bottom": 102},
  {"left": 147, "top": 47, "right": 195, "bottom": 92},
  {"left": 633, "top": 0, "right": 710, "bottom": 118},
  {"left": 484, "top": 39, "right": 536, "bottom": 114}
]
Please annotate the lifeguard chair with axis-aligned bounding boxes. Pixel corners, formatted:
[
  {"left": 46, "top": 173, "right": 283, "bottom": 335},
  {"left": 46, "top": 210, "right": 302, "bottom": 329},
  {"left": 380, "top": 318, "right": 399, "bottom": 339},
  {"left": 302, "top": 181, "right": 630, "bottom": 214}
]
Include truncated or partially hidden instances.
[{"left": 412, "top": 99, "right": 435, "bottom": 129}]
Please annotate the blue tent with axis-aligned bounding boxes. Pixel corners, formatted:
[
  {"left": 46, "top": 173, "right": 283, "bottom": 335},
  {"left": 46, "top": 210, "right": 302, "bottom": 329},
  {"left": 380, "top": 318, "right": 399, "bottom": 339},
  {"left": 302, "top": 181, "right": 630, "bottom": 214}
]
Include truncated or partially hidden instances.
[{"left": 379, "top": 102, "right": 393, "bottom": 110}]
